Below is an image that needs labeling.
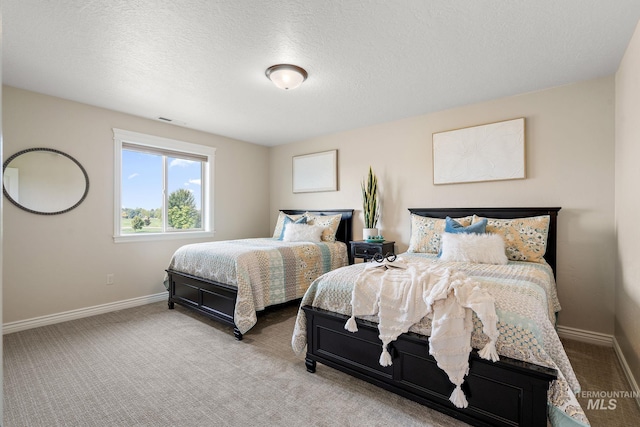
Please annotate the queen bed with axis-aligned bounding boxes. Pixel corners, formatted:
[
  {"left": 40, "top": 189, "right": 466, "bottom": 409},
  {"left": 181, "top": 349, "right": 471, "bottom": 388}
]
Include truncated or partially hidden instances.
[
  {"left": 292, "top": 207, "right": 589, "bottom": 427},
  {"left": 166, "top": 209, "right": 353, "bottom": 340}
]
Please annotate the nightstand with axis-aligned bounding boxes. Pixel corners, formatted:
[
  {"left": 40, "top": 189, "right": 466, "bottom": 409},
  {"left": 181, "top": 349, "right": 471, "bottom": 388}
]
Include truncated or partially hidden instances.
[{"left": 350, "top": 240, "right": 395, "bottom": 263}]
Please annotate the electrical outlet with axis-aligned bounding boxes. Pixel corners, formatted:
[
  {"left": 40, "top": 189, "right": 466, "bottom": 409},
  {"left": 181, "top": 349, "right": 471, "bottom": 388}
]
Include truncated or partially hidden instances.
[{"left": 106, "top": 274, "right": 115, "bottom": 285}]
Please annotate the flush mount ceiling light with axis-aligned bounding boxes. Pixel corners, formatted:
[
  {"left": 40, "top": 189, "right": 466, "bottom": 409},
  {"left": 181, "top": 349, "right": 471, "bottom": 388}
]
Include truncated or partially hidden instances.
[{"left": 265, "top": 64, "right": 308, "bottom": 90}]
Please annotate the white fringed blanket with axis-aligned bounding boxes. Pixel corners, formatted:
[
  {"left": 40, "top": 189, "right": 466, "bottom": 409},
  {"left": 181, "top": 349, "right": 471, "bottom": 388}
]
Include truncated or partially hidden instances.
[{"left": 344, "top": 259, "right": 499, "bottom": 408}]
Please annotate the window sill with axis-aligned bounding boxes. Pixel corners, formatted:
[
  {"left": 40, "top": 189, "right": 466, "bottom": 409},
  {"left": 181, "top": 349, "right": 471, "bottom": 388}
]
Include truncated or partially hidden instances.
[{"left": 113, "top": 230, "right": 215, "bottom": 243}]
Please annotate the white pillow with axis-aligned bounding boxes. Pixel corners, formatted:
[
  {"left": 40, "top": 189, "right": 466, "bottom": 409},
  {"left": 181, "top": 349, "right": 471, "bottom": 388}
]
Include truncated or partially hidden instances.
[
  {"left": 282, "top": 223, "right": 324, "bottom": 242},
  {"left": 272, "top": 211, "right": 305, "bottom": 238},
  {"left": 439, "top": 232, "right": 508, "bottom": 265}
]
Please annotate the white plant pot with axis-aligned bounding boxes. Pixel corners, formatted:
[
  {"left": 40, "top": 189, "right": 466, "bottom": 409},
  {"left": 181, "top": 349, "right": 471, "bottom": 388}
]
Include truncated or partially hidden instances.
[{"left": 363, "top": 228, "right": 378, "bottom": 240}]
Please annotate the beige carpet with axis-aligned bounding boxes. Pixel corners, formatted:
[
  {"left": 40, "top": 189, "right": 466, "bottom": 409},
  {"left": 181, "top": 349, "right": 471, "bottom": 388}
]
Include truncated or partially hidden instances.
[
  {"left": 3, "top": 302, "right": 468, "bottom": 427},
  {"left": 3, "top": 301, "right": 638, "bottom": 426},
  {"left": 562, "top": 339, "right": 640, "bottom": 427}
]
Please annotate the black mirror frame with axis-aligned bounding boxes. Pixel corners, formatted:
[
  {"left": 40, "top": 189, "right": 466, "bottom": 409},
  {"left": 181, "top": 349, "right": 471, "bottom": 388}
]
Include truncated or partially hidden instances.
[{"left": 2, "top": 147, "right": 90, "bottom": 215}]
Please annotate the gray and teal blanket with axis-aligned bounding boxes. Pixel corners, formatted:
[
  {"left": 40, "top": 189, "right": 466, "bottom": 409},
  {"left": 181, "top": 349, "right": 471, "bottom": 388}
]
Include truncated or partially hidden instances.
[{"left": 165, "top": 238, "right": 348, "bottom": 334}]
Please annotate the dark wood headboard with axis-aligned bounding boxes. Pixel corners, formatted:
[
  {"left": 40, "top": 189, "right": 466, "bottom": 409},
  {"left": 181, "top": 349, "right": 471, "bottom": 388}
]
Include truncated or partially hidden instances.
[
  {"left": 408, "top": 207, "right": 561, "bottom": 275},
  {"left": 281, "top": 209, "right": 354, "bottom": 246}
]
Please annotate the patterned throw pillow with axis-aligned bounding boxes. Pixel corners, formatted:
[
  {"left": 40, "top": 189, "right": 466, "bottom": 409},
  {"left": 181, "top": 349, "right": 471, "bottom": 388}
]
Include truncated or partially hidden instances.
[
  {"left": 272, "top": 211, "right": 305, "bottom": 239},
  {"left": 304, "top": 213, "right": 342, "bottom": 242},
  {"left": 407, "top": 214, "right": 473, "bottom": 254},
  {"left": 472, "top": 214, "right": 550, "bottom": 263}
]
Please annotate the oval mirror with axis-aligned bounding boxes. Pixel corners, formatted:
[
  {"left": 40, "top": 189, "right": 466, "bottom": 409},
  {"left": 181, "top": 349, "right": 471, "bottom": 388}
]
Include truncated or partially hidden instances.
[{"left": 3, "top": 148, "right": 89, "bottom": 215}]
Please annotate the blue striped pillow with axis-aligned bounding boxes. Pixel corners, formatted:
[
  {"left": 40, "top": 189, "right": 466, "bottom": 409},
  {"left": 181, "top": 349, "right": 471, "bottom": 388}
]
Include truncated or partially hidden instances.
[
  {"left": 279, "top": 215, "right": 308, "bottom": 240},
  {"left": 445, "top": 216, "right": 487, "bottom": 234}
]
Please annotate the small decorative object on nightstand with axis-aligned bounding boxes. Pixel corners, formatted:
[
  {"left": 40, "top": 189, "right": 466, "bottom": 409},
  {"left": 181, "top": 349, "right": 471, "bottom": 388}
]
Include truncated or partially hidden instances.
[{"left": 350, "top": 240, "right": 395, "bottom": 263}]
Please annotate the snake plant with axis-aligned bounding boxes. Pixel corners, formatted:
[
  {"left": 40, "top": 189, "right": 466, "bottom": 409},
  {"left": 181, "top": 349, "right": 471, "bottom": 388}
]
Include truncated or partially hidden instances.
[{"left": 361, "top": 166, "right": 380, "bottom": 229}]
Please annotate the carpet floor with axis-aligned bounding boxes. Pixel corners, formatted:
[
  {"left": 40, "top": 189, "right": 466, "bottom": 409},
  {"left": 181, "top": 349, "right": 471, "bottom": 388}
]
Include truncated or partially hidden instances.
[{"left": 3, "top": 301, "right": 639, "bottom": 426}]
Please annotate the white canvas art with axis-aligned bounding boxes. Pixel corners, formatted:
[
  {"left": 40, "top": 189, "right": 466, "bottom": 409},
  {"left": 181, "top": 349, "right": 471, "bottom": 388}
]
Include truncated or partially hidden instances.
[
  {"left": 433, "top": 118, "right": 525, "bottom": 185},
  {"left": 292, "top": 150, "right": 338, "bottom": 193}
]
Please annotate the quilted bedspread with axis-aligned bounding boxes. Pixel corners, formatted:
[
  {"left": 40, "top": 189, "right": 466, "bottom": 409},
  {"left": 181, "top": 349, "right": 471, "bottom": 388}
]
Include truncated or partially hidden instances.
[
  {"left": 291, "top": 253, "right": 589, "bottom": 427},
  {"left": 165, "top": 238, "right": 348, "bottom": 334}
]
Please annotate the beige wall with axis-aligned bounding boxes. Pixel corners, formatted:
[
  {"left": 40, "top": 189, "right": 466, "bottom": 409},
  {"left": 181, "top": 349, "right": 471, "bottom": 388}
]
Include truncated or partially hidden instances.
[
  {"left": 615, "top": 22, "right": 640, "bottom": 388},
  {"left": 1, "top": 76, "right": 622, "bottom": 338},
  {"left": 2, "top": 86, "right": 270, "bottom": 323},
  {"left": 270, "top": 77, "right": 616, "bottom": 334}
]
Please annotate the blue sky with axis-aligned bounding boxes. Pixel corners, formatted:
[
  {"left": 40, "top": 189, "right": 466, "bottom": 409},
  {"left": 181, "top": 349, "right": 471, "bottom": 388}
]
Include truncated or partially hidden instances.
[{"left": 122, "top": 151, "right": 202, "bottom": 210}]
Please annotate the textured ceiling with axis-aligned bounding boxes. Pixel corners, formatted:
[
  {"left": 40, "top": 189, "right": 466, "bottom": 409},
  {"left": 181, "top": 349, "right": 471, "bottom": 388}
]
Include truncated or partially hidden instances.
[{"left": 3, "top": 1, "right": 640, "bottom": 146}]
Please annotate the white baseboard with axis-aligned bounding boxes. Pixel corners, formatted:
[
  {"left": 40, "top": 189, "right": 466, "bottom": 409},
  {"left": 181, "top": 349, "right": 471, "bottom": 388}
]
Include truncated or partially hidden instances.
[
  {"left": 613, "top": 337, "right": 640, "bottom": 410},
  {"left": 2, "top": 292, "right": 168, "bottom": 335},
  {"left": 557, "top": 325, "right": 614, "bottom": 346}
]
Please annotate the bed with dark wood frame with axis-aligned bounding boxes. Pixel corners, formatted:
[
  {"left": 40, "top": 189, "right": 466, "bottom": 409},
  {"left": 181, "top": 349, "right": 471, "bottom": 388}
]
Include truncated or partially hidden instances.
[
  {"left": 166, "top": 209, "right": 353, "bottom": 340},
  {"left": 302, "top": 207, "right": 561, "bottom": 427}
]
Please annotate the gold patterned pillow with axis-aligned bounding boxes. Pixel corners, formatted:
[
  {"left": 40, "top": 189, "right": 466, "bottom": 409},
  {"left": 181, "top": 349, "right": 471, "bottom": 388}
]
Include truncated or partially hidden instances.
[
  {"left": 304, "top": 213, "right": 342, "bottom": 242},
  {"left": 472, "top": 214, "right": 550, "bottom": 263},
  {"left": 407, "top": 214, "right": 473, "bottom": 253},
  {"left": 272, "top": 211, "right": 305, "bottom": 238}
]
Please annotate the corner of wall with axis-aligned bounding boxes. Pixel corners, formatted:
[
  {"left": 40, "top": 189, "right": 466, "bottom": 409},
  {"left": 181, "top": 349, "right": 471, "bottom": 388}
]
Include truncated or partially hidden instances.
[{"left": 614, "top": 18, "right": 640, "bottom": 406}]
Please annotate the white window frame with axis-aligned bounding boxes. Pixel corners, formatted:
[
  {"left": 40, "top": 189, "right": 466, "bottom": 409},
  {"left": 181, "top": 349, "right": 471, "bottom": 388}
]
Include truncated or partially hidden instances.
[{"left": 113, "top": 128, "right": 215, "bottom": 243}]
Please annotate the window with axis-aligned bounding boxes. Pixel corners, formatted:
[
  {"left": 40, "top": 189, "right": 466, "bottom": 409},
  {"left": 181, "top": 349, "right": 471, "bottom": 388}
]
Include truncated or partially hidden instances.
[{"left": 113, "top": 129, "right": 215, "bottom": 242}]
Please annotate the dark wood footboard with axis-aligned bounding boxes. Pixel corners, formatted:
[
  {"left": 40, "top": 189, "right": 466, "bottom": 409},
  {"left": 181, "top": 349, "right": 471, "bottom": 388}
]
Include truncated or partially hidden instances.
[
  {"left": 303, "top": 306, "right": 557, "bottom": 427},
  {"left": 166, "top": 269, "right": 244, "bottom": 340}
]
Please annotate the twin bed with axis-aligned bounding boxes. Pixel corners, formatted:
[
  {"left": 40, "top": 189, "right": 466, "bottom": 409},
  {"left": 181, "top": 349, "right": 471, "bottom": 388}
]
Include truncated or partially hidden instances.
[
  {"left": 165, "top": 207, "right": 588, "bottom": 427},
  {"left": 165, "top": 209, "right": 353, "bottom": 340}
]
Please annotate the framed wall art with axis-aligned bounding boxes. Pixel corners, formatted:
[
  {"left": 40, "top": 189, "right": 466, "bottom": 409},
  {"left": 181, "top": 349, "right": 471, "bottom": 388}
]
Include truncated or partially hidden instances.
[
  {"left": 432, "top": 117, "right": 525, "bottom": 185},
  {"left": 292, "top": 150, "right": 338, "bottom": 193}
]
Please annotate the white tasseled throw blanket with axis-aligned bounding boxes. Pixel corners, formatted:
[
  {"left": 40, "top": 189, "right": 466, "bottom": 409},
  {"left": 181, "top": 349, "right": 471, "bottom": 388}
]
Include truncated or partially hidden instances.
[{"left": 344, "top": 258, "right": 499, "bottom": 408}]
